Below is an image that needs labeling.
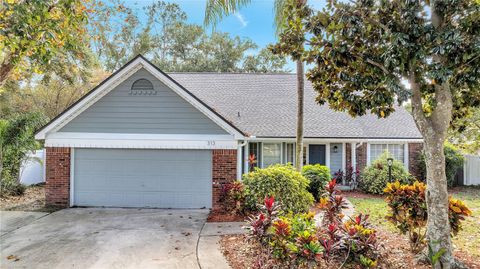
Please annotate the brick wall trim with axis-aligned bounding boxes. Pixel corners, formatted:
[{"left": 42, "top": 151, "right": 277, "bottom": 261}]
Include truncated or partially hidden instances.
[{"left": 45, "top": 147, "right": 71, "bottom": 208}]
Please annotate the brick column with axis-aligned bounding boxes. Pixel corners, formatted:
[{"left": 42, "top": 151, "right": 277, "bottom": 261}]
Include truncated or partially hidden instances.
[
  {"left": 356, "top": 143, "right": 368, "bottom": 172},
  {"left": 212, "top": 149, "right": 237, "bottom": 210},
  {"left": 408, "top": 143, "right": 424, "bottom": 180},
  {"left": 45, "top": 147, "right": 71, "bottom": 207},
  {"left": 345, "top": 143, "right": 352, "bottom": 169}
]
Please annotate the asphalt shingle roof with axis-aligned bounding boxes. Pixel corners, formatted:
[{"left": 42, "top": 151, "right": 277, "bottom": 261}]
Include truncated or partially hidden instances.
[{"left": 169, "top": 73, "right": 422, "bottom": 139}]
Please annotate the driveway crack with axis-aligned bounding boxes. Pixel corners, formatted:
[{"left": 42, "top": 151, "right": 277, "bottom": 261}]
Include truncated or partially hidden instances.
[{"left": 195, "top": 220, "right": 207, "bottom": 269}]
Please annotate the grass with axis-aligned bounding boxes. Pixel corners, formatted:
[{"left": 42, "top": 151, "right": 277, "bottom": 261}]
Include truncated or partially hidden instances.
[{"left": 347, "top": 186, "right": 480, "bottom": 258}]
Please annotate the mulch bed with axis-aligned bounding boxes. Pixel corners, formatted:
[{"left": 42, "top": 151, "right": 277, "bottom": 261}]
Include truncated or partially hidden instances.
[
  {"left": 220, "top": 227, "right": 478, "bottom": 269},
  {"left": 0, "top": 184, "right": 59, "bottom": 212},
  {"left": 207, "top": 209, "right": 246, "bottom": 222}
]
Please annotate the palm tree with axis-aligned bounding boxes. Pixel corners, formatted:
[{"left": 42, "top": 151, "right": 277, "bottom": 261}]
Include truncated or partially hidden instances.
[{"left": 204, "top": 0, "right": 306, "bottom": 171}]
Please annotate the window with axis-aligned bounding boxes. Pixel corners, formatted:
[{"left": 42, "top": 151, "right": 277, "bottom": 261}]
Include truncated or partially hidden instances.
[
  {"left": 249, "top": 142, "right": 260, "bottom": 169},
  {"left": 130, "top": 79, "right": 156, "bottom": 95},
  {"left": 262, "top": 143, "right": 282, "bottom": 167},
  {"left": 370, "top": 144, "right": 405, "bottom": 163},
  {"left": 286, "top": 143, "right": 295, "bottom": 164}
]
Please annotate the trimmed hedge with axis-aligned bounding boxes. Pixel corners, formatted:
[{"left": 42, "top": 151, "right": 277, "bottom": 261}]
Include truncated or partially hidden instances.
[{"left": 243, "top": 164, "right": 314, "bottom": 213}]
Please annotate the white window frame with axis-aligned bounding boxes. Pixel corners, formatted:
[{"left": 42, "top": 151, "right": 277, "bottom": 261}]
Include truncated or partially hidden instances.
[
  {"left": 367, "top": 142, "right": 409, "bottom": 168},
  {"left": 285, "top": 143, "right": 295, "bottom": 165},
  {"left": 261, "top": 142, "right": 283, "bottom": 168}
]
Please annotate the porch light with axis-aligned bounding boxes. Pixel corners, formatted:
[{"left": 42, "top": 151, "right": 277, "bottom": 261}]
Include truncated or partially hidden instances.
[
  {"left": 333, "top": 145, "right": 338, "bottom": 153},
  {"left": 387, "top": 157, "right": 393, "bottom": 182},
  {"left": 387, "top": 158, "right": 393, "bottom": 167}
]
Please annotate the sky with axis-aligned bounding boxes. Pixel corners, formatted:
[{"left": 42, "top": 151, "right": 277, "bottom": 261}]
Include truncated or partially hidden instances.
[{"left": 121, "top": 0, "right": 327, "bottom": 71}]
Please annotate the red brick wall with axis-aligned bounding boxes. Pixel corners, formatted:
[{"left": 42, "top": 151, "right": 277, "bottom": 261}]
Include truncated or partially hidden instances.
[
  {"left": 356, "top": 143, "right": 367, "bottom": 172},
  {"left": 212, "top": 149, "right": 237, "bottom": 209},
  {"left": 45, "top": 147, "right": 71, "bottom": 207},
  {"left": 346, "top": 143, "right": 352, "bottom": 169},
  {"left": 408, "top": 143, "right": 424, "bottom": 180}
]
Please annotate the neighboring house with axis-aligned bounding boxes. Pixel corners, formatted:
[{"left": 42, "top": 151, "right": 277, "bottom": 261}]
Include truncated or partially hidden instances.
[{"left": 35, "top": 55, "right": 423, "bottom": 209}]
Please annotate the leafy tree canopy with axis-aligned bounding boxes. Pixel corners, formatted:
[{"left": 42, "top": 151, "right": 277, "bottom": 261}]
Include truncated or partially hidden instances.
[
  {"left": 89, "top": 0, "right": 288, "bottom": 73},
  {"left": 0, "top": 0, "right": 93, "bottom": 85}
]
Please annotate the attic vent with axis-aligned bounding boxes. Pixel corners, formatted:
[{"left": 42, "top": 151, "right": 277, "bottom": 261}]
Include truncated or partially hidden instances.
[{"left": 130, "top": 79, "right": 156, "bottom": 95}]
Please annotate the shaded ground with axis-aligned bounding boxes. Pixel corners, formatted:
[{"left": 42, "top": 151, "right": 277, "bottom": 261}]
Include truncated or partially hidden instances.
[{"left": 0, "top": 184, "right": 58, "bottom": 212}]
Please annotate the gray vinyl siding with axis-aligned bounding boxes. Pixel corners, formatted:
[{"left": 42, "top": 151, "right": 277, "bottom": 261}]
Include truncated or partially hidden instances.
[
  {"left": 60, "top": 68, "right": 227, "bottom": 134},
  {"left": 74, "top": 148, "right": 212, "bottom": 208},
  {"left": 330, "top": 143, "right": 343, "bottom": 175}
]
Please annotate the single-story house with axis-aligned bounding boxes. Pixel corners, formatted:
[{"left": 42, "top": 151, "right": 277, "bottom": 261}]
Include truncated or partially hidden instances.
[{"left": 35, "top": 55, "right": 423, "bottom": 209}]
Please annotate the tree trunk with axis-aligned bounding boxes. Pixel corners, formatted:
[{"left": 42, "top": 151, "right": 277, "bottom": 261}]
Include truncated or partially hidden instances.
[
  {"left": 424, "top": 136, "right": 453, "bottom": 268},
  {"left": 410, "top": 68, "right": 454, "bottom": 268},
  {"left": 295, "top": 60, "right": 304, "bottom": 171}
]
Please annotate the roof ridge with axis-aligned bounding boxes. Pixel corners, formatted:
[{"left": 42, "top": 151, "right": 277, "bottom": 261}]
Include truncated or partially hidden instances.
[{"left": 167, "top": 72, "right": 296, "bottom": 75}]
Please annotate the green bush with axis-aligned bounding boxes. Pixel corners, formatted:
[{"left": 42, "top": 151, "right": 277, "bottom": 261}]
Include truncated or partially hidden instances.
[
  {"left": 302, "top": 164, "right": 330, "bottom": 201},
  {"left": 243, "top": 164, "right": 314, "bottom": 213},
  {"left": 0, "top": 174, "right": 26, "bottom": 197},
  {"left": 419, "top": 143, "right": 464, "bottom": 187},
  {"left": 1, "top": 113, "right": 46, "bottom": 185},
  {"left": 359, "top": 152, "right": 413, "bottom": 194}
]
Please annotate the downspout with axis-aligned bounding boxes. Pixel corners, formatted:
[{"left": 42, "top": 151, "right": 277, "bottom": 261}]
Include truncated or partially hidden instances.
[{"left": 237, "top": 140, "right": 247, "bottom": 180}]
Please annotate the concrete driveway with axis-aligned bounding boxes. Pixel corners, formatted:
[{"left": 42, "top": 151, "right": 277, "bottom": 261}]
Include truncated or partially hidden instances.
[{"left": 0, "top": 208, "right": 209, "bottom": 269}]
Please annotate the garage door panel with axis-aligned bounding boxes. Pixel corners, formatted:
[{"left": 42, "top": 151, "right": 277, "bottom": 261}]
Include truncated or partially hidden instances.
[{"left": 74, "top": 148, "right": 212, "bottom": 208}]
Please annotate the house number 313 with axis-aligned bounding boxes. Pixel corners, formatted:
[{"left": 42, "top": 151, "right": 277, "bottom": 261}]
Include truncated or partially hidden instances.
[{"left": 207, "top": 141, "right": 216, "bottom": 146}]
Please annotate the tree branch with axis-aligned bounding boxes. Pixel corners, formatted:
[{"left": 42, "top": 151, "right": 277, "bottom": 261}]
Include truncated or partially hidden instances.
[{"left": 409, "top": 67, "right": 430, "bottom": 135}]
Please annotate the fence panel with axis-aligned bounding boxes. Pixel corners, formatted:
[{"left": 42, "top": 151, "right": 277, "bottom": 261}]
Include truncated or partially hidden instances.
[
  {"left": 464, "top": 154, "right": 480, "bottom": 185},
  {"left": 19, "top": 150, "right": 45, "bottom": 185}
]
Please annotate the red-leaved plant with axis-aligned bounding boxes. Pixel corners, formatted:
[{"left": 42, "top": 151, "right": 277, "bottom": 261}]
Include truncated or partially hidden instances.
[
  {"left": 245, "top": 196, "right": 280, "bottom": 244},
  {"left": 318, "top": 179, "right": 349, "bottom": 225}
]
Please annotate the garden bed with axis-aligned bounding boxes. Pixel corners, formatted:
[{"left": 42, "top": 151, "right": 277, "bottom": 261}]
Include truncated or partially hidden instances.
[
  {"left": 219, "top": 217, "right": 478, "bottom": 269},
  {"left": 207, "top": 209, "right": 246, "bottom": 222},
  {"left": 0, "top": 184, "right": 58, "bottom": 212}
]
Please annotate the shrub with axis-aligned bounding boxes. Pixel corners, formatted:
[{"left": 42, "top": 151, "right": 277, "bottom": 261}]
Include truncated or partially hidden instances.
[
  {"left": 0, "top": 174, "right": 26, "bottom": 197},
  {"left": 270, "top": 212, "right": 321, "bottom": 265},
  {"left": 245, "top": 196, "right": 280, "bottom": 244},
  {"left": 318, "top": 179, "right": 348, "bottom": 225},
  {"left": 341, "top": 214, "right": 379, "bottom": 267},
  {"left": 333, "top": 165, "right": 361, "bottom": 190},
  {"left": 219, "top": 180, "right": 246, "bottom": 214},
  {"left": 302, "top": 164, "right": 331, "bottom": 201},
  {"left": 419, "top": 143, "right": 464, "bottom": 187},
  {"left": 243, "top": 164, "right": 314, "bottom": 213},
  {"left": 1, "top": 113, "right": 46, "bottom": 190},
  {"left": 384, "top": 181, "right": 428, "bottom": 253},
  {"left": 384, "top": 181, "right": 472, "bottom": 253},
  {"left": 360, "top": 152, "right": 413, "bottom": 194},
  {"left": 246, "top": 190, "right": 380, "bottom": 268}
]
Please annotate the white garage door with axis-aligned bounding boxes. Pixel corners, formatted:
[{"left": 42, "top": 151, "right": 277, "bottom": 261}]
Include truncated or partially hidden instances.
[{"left": 73, "top": 148, "right": 212, "bottom": 208}]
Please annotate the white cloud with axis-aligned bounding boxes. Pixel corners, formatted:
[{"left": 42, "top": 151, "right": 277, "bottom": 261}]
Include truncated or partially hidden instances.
[{"left": 234, "top": 12, "right": 248, "bottom": 28}]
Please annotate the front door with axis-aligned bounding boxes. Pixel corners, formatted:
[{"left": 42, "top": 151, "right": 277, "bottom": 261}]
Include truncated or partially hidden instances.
[{"left": 309, "top": 145, "right": 326, "bottom": 165}]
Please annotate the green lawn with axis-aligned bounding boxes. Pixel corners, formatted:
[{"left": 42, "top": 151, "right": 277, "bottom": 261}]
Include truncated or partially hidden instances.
[{"left": 347, "top": 187, "right": 480, "bottom": 258}]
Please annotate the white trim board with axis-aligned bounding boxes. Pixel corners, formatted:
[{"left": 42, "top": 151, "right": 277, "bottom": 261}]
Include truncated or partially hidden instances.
[
  {"left": 35, "top": 56, "right": 244, "bottom": 140},
  {"left": 45, "top": 132, "right": 237, "bottom": 149}
]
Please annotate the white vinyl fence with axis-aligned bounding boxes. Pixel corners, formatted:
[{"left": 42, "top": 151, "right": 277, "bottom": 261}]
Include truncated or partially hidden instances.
[
  {"left": 463, "top": 154, "right": 480, "bottom": 186},
  {"left": 19, "top": 150, "right": 45, "bottom": 185}
]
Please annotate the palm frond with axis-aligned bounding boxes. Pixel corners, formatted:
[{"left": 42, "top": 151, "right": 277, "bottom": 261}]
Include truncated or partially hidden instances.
[
  {"left": 204, "top": 0, "right": 252, "bottom": 28},
  {"left": 273, "top": 0, "right": 288, "bottom": 36}
]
